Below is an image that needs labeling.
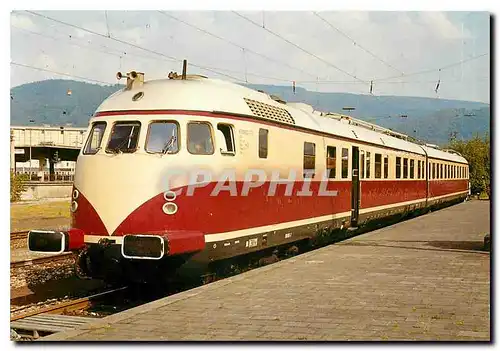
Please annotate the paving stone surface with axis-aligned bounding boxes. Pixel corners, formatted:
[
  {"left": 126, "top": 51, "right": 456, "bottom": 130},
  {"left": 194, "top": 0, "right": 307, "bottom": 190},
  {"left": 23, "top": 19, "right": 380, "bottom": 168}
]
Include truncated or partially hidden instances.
[{"left": 43, "top": 200, "right": 490, "bottom": 341}]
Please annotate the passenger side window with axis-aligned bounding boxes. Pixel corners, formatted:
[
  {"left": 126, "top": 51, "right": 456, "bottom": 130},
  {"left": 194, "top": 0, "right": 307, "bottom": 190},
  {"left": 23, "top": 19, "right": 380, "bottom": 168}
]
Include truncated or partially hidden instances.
[
  {"left": 403, "top": 158, "right": 408, "bottom": 179},
  {"left": 410, "top": 159, "right": 415, "bottom": 179},
  {"left": 360, "top": 151, "right": 365, "bottom": 179},
  {"left": 341, "top": 148, "right": 349, "bottom": 179},
  {"left": 303, "top": 142, "right": 316, "bottom": 178},
  {"left": 84, "top": 122, "right": 106, "bottom": 155},
  {"left": 432, "top": 163, "right": 436, "bottom": 179},
  {"left": 146, "top": 121, "right": 179, "bottom": 154},
  {"left": 417, "top": 160, "right": 421, "bottom": 179},
  {"left": 217, "top": 124, "right": 235, "bottom": 155},
  {"left": 106, "top": 121, "right": 141, "bottom": 154},
  {"left": 396, "top": 157, "right": 401, "bottom": 179},
  {"left": 383, "top": 155, "right": 388, "bottom": 179},
  {"left": 326, "top": 146, "right": 336, "bottom": 179},
  {"left": 366, "top": 152, "right": 371, "bottom": 179},
  {"left": 374, "top": 153, "right": 382, "bottom": 179},
  {"left": 259, "top": 129, "right": 268, "bottom": 159},
  {"left": 187, "top": 122, "right": 214, "bottom": 155},
  {"left": 440, "top": 164, "right": 443, "bottom": 179}
]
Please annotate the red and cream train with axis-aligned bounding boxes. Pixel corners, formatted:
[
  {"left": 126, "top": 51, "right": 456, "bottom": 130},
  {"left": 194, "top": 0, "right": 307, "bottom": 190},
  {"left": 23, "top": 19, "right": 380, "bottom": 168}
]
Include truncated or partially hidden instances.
[{"left": 28, "top": 71, "right": 470, "bottom": 283}]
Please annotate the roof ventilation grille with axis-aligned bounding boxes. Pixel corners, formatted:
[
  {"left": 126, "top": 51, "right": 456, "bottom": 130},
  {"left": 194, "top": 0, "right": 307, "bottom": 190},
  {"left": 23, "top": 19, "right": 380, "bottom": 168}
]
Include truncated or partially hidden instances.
[{"left": 244, "top": 98, "right": 295, "bottom": 125}]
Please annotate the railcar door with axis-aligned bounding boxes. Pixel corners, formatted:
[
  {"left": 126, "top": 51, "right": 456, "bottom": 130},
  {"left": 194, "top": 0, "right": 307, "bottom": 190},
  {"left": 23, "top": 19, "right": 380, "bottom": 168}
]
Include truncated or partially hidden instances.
[{"left": 351, "top": 146, "right": 360, "bottom": 227}]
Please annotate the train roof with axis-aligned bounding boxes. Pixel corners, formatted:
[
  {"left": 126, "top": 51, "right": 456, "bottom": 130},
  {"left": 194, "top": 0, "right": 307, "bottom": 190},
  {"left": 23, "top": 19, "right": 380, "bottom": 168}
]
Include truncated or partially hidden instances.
[{"left": 96, "top": 75, "right": 467, "bottom": 164}]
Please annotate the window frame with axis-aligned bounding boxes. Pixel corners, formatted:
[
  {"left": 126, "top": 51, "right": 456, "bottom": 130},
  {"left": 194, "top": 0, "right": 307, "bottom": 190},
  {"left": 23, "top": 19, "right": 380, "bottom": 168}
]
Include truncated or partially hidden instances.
[
  {"left": 187, "top": 121, "right": 215, "bottom": 155},
  {"left": 341, "top": 147, "right": 349, "bottom": 179},
  {"left": 105, "top": 121, "right": 141, "bottom": 154},
  {"left": 410, "top": 159, "right": 415, "bottom": 179},
  {"left": 258, "top": 128, "right": 269, "bottom": 159},
  {"left": 403, "top": 158, "right": 408, "bottom": 179},
  {"left": 360, "top": 151, "right": 365, "bottom": 179},
  {"left": 326, "top": 145, "right": 337, "bottom": 179},
  {"left": 83, "top": 121, "right": 107, "bottom": 155},
  {"left": 216, "top": 123, "right": 236, "bottom": 156},
  {"left": 383, "top": 155, "right": 389, "bottom": 179},
  {"left": 366, "top": 151, "right": 371, "bottom": 179},
  {"left": 144, "top": 120, "right": 180, "bottom": 155},
  {"left": 374, "top": 153, "right": 382, "bottom": 179},
  {"left": 303, "top": 142, "right": 316, "bottom": 179},
  {"left": 396, "top": 157, "right": 401, "bottom": 179}
]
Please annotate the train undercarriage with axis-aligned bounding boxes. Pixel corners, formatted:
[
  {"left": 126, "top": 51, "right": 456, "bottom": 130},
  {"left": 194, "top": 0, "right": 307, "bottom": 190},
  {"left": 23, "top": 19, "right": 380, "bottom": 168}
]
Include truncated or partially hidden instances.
[{"left": 28, "top": 193, "right": 467, "bottom": 285}]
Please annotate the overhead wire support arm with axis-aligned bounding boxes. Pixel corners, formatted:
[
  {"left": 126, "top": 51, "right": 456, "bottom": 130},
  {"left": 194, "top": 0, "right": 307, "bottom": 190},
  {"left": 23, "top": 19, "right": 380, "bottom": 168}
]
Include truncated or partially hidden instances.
[{"left": 373, "top": 52, "right": 489, "bottom": 82}]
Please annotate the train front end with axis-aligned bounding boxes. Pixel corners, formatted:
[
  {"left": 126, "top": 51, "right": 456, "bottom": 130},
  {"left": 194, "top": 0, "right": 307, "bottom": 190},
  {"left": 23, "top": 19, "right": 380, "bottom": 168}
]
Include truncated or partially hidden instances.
[{"left": 27, "top": 72, "right": 209, "bottom": 283}]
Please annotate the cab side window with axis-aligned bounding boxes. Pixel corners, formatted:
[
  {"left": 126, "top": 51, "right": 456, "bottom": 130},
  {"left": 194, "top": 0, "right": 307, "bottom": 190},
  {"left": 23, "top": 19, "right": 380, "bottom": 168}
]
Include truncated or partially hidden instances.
[
  {"left": 217, "top": 124, "right": 235, "bottom": 155},
  {"left": 83, "top": 122, "right": 106, "bottom": 155}
]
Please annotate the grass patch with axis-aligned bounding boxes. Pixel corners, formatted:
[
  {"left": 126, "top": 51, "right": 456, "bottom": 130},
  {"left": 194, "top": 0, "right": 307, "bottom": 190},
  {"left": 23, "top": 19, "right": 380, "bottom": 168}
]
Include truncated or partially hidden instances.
[
  {"left": 11, "top": 200, "right": 71, "bottom": 222},
  {"left": 478, "top": 192, "right": 489, "bottom": 200}
]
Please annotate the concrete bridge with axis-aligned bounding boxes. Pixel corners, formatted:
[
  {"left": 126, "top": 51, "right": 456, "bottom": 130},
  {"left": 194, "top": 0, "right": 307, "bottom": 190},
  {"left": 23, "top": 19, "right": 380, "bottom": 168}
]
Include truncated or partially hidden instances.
[{"left": 10, "top": 125, "right": 87, "bottom": 181}]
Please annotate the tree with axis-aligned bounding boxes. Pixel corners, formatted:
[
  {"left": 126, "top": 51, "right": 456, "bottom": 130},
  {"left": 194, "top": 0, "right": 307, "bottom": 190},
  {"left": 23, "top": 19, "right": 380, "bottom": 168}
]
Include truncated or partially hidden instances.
[
  {"left": 447, "top": 134, "right": 490, "bottom": 195},
  {"left": 10, "top": 172, "right": 29, "bottom": 202}
]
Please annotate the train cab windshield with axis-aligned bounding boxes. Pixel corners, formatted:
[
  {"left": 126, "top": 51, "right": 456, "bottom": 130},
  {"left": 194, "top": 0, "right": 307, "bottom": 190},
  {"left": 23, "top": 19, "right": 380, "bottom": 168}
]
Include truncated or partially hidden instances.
[
  {"left": 146, "top": 121, "right": 179, "bottom": 154},
  {"left": 106, "top": 122, "right": 141, "bottom": 154}
]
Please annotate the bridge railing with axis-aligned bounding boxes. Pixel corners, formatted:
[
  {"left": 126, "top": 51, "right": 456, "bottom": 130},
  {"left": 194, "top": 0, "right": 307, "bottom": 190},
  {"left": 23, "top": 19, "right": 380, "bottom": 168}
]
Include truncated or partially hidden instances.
[{"left": 15, "top": 171, "right": 75, "bottom": 182}]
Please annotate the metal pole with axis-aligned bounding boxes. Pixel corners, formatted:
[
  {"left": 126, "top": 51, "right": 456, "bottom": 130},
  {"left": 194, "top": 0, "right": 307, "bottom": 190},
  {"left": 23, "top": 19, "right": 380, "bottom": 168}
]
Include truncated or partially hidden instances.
[
  {"left": 182, "top": 60, "right": 187, "bottom": 80},
  {"left": 29, "top": 129, "right": 32, "bottom": 177}
]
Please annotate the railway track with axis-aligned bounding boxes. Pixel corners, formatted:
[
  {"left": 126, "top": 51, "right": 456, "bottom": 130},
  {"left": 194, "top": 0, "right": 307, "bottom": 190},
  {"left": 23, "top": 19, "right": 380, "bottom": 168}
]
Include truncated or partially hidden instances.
[
  {"left": 10, "top": 287, "right": 127, "bottom": 340},
  {"left": 11, "top": 231, "right": 29, "bottom": 250},
  {"left": 11, "top": 231, "right": 29, "bottom": 241},
  {"left": 10, "top": 253, "right": 73, "bottom": 269}
]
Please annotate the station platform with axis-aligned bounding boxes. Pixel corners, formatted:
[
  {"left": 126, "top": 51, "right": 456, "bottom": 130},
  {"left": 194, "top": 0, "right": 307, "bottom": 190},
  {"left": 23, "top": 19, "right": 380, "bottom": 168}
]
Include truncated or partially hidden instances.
[{"left": 43, "top": 200, "right": 490, "bottom": 341}]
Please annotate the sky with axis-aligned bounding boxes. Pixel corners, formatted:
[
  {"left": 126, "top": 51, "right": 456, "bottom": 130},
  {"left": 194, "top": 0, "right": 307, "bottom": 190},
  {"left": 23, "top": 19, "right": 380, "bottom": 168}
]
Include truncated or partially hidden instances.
[{"left": 10, "top": 10, "right": 490, "bottom": 103}]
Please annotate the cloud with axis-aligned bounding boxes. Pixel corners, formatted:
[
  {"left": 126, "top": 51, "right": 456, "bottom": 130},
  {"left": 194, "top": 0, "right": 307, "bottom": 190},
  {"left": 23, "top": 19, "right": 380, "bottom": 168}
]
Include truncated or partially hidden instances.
[
  {"left": 10, "top": 11, "right": 489, "bottom": 103},
  {"left": 11, "top": 11, "right": 38, "bottom": 30}
]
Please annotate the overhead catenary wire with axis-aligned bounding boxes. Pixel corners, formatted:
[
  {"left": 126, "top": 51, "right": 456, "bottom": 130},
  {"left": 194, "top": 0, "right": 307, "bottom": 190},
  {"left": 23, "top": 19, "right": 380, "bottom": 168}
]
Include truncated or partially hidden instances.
[
  {"left": 11, "top": 62, "right": 116, "bottom": 85},
  {"left": 312, "top": 12, "right": 405, "bottom": 76},
  {"left": 232, "top": 11, "right": 370, "bottom": 85},
  {"left": 24, "top": 10, "right": 246, "bottom": 83},
  {"left": 373, "top": 52, "right": 489, "bottom": 82},
  {"left": 12, "top": 25, "right": 130, "bottom": 61},
  {"left": 157, "top": 11, "right": 320, "bottom": 79},
  {"left": 14, "top": 11, "right": 489, "bottom": 101},
  {"left": 16, "top": 12, "right": 307, "bottom": 86}
]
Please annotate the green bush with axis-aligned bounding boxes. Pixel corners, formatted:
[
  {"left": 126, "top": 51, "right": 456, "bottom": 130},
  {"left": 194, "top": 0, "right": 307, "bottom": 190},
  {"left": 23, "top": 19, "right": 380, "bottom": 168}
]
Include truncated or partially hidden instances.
[
  {"left": 448, "top": 134, "right": 490, "bottom": 195},
  {"left": 10, "top": 172, "right": 29, "bottom": 202}
]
